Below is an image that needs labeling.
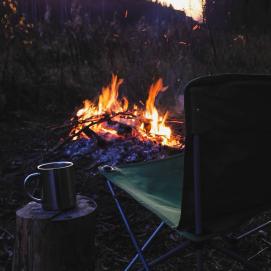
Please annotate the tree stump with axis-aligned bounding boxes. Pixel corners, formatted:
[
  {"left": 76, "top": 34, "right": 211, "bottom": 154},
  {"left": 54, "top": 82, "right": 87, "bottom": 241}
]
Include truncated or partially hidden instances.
[{"left": 12, "top": 195, "right": 97, "bottom": 271}]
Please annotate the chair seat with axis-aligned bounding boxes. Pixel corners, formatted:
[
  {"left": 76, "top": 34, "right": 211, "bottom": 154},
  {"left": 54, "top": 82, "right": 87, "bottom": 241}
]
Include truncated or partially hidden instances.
[{"left": 100, "top": 153, "right": 184, "bottom": 228}]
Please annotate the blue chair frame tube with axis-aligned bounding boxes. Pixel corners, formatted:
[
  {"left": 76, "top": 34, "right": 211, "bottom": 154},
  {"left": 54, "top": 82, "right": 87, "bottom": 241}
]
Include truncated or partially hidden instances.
[
  {"left": 106, "top": 179, "right": 192, "bottom": 271},
  {"left": 137, "top": 240, "right": 191, "bottom": 271},
  {"left": 124, "top": 221, "right": 165, "bottom": 271},
  {"left": 106, "top": 180, "right": 150, "bottom": 271}
]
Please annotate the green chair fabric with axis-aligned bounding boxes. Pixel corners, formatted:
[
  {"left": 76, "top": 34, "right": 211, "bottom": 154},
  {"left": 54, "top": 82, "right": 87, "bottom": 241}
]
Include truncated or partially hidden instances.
[{"left": 101, "top": 153, "right": 184, "bottom": 228}]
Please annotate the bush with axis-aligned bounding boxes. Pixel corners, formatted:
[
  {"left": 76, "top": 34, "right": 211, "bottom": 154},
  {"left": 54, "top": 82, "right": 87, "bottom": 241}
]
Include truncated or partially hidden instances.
[{"left": 1, "top": 1, "right": 271, "bottom": 114}]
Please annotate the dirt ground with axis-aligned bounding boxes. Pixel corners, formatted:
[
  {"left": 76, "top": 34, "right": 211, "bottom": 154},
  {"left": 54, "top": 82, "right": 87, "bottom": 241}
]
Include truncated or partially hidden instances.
[{"left": 1, "top": 112, "right": 271, "bottom": 271}]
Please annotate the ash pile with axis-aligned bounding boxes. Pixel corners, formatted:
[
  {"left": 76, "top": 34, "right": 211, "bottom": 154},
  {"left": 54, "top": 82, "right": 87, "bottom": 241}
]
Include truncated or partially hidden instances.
[{"left": 64, "top": 136, "right": 183, "bottom": 170}]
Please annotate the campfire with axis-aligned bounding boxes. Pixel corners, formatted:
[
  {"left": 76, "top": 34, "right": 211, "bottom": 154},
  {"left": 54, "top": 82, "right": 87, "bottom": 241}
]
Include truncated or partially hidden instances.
[
  {"left": 70, "top": 74, "right": 182, "bottom": 147},
  {"left": 65, "top": 74, "right": 184, "bottom": 167}
]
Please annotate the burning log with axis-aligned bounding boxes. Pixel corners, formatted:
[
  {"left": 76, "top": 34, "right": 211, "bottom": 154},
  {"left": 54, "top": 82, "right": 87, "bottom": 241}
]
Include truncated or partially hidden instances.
[
  {"left": 82, "top": 126, "right": 107, "bottom": 147},
  {"left": 105, "top": 119, "right": 133, "bottom": 137},
  {"left": 116, "top": 122, "right": 133, "bottom": 136}
]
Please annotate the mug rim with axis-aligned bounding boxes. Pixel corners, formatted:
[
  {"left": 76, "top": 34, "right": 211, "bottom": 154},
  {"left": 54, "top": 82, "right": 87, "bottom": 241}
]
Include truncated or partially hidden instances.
[{"left": 37, "top": 161, "right": 73, "bottom": 171}]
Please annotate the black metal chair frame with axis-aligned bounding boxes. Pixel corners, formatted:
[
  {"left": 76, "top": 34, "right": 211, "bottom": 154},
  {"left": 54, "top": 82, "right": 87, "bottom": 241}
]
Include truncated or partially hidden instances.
[
  {"left": 106, "top": 136, "right": 270, "bottom": 271},
  {"left": 104, "top": 75, "right": 271, "bottom": 271}
]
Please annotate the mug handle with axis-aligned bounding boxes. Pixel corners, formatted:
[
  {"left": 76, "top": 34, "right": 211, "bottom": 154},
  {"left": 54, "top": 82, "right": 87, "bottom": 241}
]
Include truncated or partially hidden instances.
[{"left": 24, "top": 173, "right": 43, "bottom": 203}]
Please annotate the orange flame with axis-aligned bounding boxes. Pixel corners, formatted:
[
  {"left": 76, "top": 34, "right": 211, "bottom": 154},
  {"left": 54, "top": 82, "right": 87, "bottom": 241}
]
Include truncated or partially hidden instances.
[
  {"left": 98, "top": 74, "right": 126, "bottom": 114},
  {"left": 70, "top": 74, "right": 181, "bottom": 147},
  {"left": 141, "top": 79, "right": 171, "bottom": 145}
]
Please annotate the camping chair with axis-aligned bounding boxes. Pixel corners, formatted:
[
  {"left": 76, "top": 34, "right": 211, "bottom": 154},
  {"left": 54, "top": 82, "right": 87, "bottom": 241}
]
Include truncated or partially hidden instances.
[{"left": 99, "top": 74, "right": 271, "bottom": 270}]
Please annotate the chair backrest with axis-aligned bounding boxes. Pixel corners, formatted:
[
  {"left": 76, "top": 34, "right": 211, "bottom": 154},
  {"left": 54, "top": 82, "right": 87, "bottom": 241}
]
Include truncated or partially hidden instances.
[{"left": 180, "top": 74, "right": 271, "bottom": 232}]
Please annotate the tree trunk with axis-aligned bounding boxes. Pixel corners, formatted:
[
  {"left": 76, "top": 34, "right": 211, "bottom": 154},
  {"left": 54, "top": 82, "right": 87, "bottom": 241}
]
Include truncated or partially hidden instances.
[{"left": 12, "top": 195, "right": 97, "bottom": 271}]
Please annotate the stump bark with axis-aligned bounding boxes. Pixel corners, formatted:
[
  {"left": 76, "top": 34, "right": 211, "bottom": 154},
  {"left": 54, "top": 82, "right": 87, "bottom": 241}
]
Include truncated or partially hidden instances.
[{"left": 12, "top": 195, "right": 97, "bottom": 271}]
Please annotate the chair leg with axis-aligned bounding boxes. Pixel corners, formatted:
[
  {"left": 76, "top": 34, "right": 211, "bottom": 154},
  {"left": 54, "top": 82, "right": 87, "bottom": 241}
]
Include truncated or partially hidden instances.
[
  {"left": 196, "top": 249, "right": 204, "bottom": 271},
  {"left": 232, "top": 220, "right": 271, "bottom": 241},
  {"left": 106, "top": 180, "right": 150, "bottom": 271},
  {"left": 137, "top": 240, "right": 191, "bottom": 271},
  {"left": 125, "top": 222, "right": 165, "bottom": 271}
]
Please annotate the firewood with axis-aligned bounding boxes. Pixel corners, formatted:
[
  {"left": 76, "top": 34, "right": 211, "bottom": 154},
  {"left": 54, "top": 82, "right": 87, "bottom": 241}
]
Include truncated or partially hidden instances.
[{"left": 106, "top": 119, "right": 133, "bottom": 136}]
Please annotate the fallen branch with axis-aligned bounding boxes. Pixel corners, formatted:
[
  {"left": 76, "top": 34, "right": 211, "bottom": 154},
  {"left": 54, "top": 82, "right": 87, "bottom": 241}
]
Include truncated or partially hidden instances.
[{"left": 48, "top": 115, "right": 103, "bottom": 131}]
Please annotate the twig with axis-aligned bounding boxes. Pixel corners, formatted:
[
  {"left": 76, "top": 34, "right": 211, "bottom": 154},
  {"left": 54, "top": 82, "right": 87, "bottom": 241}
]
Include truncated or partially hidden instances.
[
  {"left": 49, "top": 116, "right": 109, "bottom": 153},
  {"left": 49, "top": 111, "right": 125, "bottom": 153},
  {"left": 78, "top": 111, "right": 136, "bottom": 124},
  {"left": 166, "top": 120, "right": 184, "bottom": 124},
  {"left": 49, "top": 111, "right": 136, "bottom": 131},
  {"left": 48, "top": 115, "right": 102, "bottom": 131}
]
